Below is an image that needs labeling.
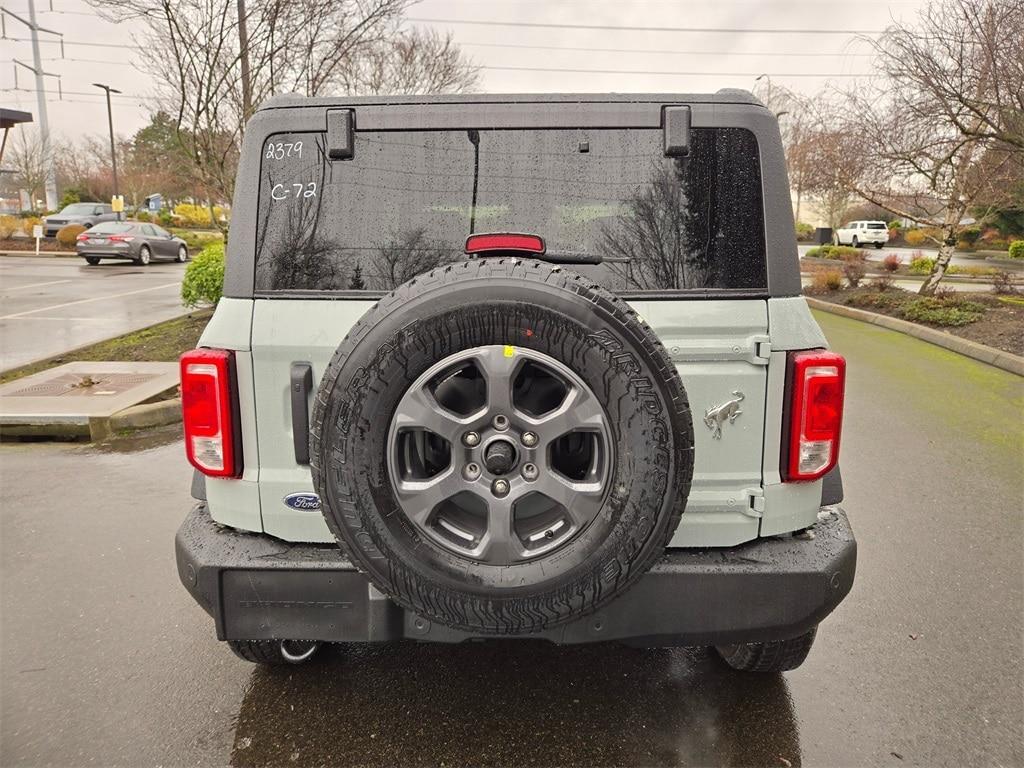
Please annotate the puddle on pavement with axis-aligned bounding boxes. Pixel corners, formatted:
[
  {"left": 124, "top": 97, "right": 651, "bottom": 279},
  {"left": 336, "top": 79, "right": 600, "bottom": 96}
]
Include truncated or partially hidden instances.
[
  {"left": 228, "top": 642, "right": 801, "bottom": 768},
  {"left": 88, "top": 423, "right": 183, "bottom": 454}
]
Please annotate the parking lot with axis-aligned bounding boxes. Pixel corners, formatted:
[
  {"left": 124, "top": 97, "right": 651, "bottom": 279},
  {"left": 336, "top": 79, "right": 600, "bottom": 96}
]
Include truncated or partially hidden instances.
[
  {"left": 1, "top": 311, "right": 1020, "bottom": 768},
  {"left": 0, "top": 256, "right": 187, "bottom": 371}
]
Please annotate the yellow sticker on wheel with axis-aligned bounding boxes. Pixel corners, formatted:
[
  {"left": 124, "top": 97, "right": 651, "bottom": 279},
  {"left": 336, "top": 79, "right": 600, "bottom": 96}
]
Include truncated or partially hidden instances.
[{"left": 503, "top": 345, "right": 515, "bottom": 357}]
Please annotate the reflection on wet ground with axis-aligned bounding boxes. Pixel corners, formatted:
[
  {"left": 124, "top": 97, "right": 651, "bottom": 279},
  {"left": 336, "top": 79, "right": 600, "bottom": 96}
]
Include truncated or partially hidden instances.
[{"left": 230, "top": 642, "right": 799, "bottom": 768}]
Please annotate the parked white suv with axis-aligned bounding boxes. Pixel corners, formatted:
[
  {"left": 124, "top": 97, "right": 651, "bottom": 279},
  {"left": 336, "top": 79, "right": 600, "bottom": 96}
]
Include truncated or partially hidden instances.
[{"left": 833, "top": 220, "right": 889, "bottom": 249}]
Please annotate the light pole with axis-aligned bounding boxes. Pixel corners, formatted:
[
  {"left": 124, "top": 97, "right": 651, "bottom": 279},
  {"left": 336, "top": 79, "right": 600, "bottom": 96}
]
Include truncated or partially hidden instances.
[{"left": 93, "top": 83, "right": 121, "bottom": 219}]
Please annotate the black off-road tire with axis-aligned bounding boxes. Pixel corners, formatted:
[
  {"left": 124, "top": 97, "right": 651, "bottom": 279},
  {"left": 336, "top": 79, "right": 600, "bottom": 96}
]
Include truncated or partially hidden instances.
[
  {"left": 715, "top": 627, "right": 818, "bottom": 673},
  {"left": 310, "top": 258, "right": 694, "bottom": 635},
  {"left": 227, "top": 639, "right": 320, "bottom": 665},
  {"left": 874, "top": 242, "right": 884, "bottom": 249}
]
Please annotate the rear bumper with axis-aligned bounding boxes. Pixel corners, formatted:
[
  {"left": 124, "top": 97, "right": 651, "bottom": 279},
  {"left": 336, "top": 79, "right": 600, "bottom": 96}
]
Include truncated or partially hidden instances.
[{"left": 176, "top": 504, "right": 856, "bottom": 646}]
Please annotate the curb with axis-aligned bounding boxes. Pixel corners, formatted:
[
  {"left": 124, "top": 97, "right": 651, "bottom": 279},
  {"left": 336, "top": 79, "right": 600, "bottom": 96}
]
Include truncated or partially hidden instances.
[
  {"left": 102, "top": 398, "right": 182, "bottom": 437},
  {"left": 0, "top": 249, "right": 78, "bottom": 258},
  {"left": 806, "top": 297, "right": 1024, "bottom": 376}
]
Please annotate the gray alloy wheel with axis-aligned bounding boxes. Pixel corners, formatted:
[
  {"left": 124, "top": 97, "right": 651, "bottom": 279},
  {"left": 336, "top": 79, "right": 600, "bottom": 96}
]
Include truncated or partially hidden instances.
[
  {"left": 136, "top": 245, "right": 151, "bottom": 265},
  {"left": 387, "top": 346, "right": 612, "bottom": 565},
  {"left": 176, "top": 245, "right": 188, "bottom": 262}
]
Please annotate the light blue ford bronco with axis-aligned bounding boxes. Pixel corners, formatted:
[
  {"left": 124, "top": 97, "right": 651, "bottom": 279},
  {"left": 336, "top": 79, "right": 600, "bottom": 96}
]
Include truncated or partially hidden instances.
[{"left": 176, "top": 91, "right": 855, "bottom": 671}]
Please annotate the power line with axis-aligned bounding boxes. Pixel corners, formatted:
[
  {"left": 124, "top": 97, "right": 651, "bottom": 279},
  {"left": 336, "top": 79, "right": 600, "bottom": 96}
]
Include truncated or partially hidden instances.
[
  {"left": 461, "top": 41, "right": 873, "bottom": 57},
  {"left": 407, "top": 17, "right": 882, "bottom": 35},
  {"left": 479, "top": 65, "right": 869, "bottom": 78},
  {"left": 2, "top": 35, "right": 144, "bottom": 49},
  {"left": 1, "top": 86, "right": 148, "bottom": 99}
]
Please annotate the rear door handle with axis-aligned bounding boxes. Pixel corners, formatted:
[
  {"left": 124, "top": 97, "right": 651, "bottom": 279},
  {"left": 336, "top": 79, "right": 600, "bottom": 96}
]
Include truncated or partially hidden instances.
[{"left": 290, "top": 362, "right": 313, "bottom": 465}]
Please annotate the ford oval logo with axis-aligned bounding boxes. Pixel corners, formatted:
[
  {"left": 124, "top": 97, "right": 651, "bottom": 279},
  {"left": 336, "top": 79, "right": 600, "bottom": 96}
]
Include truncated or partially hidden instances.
[{"left": 283, "top": 492, "right": 321, "bottom": 511}]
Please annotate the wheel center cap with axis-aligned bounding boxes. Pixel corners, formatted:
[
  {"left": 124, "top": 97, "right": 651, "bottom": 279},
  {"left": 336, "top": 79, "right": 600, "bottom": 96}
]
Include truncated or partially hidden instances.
[{"left": 483, "top": 439, "right": 517, "bottom": 475}]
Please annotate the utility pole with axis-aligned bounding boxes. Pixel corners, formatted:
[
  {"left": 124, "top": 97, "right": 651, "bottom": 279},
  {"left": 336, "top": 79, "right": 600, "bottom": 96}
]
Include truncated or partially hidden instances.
[
  {"left": 93, "top": 83, "right": 121, "bottom": 220},
  {"left": 3, "top": 1, "right": 62, "bottom": 210},
  {"left": 236, "top": 0, "right": 253, "bottom": 120}
]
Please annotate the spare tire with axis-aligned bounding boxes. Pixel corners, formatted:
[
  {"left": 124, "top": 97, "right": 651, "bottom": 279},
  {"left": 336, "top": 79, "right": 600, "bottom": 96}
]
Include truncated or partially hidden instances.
[{"left": 310, "top": 258, "right": 694, "bottom": 634}]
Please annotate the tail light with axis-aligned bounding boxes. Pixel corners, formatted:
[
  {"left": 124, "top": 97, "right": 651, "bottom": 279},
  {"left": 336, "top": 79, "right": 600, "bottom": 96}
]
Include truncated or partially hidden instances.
[
  {"left": 465, "top": 233, "right": 545, "bottom": 255},
  {"left": 783, "top": 350, "right": 846, "bottom": 482},
  {"left": 109, "top": 234, "right": 135, "bottom": 243},
  {"left": 76, "top": 233, "right": 89, "bottom": 241},
  {"left": 180, "top": 348, "right": 241, "bottom": 477}
]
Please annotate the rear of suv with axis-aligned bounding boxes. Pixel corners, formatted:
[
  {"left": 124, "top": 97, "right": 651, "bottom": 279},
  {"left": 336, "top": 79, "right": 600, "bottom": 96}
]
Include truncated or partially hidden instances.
[
  {"left": 176, "top": 92, "right": 856, "bottom": 672},
  {"left": 834, "top": 220, "right": 890, "bottom": 248}
]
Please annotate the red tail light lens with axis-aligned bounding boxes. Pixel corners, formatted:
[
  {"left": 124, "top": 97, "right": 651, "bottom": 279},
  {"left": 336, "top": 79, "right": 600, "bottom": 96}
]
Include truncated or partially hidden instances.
[
  {"left": 180, "top": 348, "right": 240, "bottom": 477},
  {"left": 76, "top": 233, "right": 89, "bottom": 241},
  {"left": 784, "top": 350, "right": 846, "bottom": 482},
  {"left": 109, "top": 235, "right": 135, "bottom": 243},
  {"left": 465, "top": 233, "right": 545, "bottom": 255}
]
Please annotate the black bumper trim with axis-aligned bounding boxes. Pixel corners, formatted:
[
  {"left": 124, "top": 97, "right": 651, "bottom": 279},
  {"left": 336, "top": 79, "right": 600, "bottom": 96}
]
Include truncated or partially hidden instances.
[{"left": 176, "top": 505, "right": 856, "bottom": 646}]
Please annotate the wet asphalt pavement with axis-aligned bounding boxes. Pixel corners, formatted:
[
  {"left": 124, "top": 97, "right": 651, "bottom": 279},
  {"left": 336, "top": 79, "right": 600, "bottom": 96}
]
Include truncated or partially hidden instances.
[
  {"left": 0, "top": 256, "right": 187, "bottom": 371},
  {"left": 1, "top": 311, "right": 1022, "bottom": 767}
]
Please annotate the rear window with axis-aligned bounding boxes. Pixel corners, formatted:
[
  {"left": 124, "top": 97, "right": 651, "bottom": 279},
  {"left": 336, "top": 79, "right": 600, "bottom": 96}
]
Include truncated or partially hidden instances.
[
  {"left": 254, "top": 127, "right": 767, "bottom": 294},
  {"left": 866, "top": 223, "right": 887, "bottom": 229},
  {"left": 88, "top": 223, "right": 133, "bottom": 234}
]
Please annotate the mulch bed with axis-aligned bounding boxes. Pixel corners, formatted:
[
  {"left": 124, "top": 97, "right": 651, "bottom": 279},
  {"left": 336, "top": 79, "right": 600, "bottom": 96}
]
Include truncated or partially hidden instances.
[
  {"left": 807, "top": 285, "right": 1024, "bottom": 357},
  {"left": 0, "top": 237, "right": 70, "bottom": 253}
]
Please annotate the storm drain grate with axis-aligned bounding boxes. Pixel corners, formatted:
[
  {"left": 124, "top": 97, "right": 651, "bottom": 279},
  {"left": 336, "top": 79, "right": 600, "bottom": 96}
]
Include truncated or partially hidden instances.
[{"left": 7, "top": 372, "right": 161, "bottom": 398}]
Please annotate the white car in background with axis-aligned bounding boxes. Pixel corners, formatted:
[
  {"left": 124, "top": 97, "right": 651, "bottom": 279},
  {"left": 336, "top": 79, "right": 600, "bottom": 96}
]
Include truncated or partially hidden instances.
[{"left": 833, "top": 220, "right": 890, "bottom": 249}]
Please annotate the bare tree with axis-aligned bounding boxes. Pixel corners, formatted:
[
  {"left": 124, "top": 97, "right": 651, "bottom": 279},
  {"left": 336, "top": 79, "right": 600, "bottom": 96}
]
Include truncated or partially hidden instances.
[
  {"left": 340, "top": 27, "right": 480, "bottom": 95},
  {"left": 753, "top": 78, "right": 814, "bottom": 222},
  {"left": 839, "top": 0, "right": 1024, "bottom": 294},
  {"left": 88, "top": 0, "right": 480, "bottom": 218},
  {"left": 9, "top": 129, "right": 48, "bottom": 211}
]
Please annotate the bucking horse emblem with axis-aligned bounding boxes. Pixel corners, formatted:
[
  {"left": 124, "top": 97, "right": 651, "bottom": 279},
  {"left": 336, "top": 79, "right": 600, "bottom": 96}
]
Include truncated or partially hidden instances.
[{"left": 704, "top": 391, "right": 745, "bottom": 439}]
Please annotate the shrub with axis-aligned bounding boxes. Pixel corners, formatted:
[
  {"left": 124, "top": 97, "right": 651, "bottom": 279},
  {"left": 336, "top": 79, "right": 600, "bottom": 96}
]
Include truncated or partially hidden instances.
[
  {"left": 842, "top": 254, "right": 867, "bottom": 288},
  {"left": 22, "top": 215, "right": 42, "bottom": 235},
  {"left": 846, "top": 289, "right": 904, "bottom": 309},
  {"left": 901, "top": 297, "right": 985, "bottom": 327},
  {"left": 158, "top": 211, "right": 173, "bottom": 227},
  {"left": 811, "top": 269, "right": 843, "bottom": 292},
  {"left": 888, "top": 220, "right": 902, "bottom": 230},
  {"left": 946, "top": 265, "right": 998, "bottom": 277},
  {"left": 870, "top": 275, "right": 895, "bottom": 292},
  {"left": 135, "top": 210, "right": 151, "bottom": 223},
  {"left": 908, "top": 253, "right": 935, "bottom": 275},
  {"left": 181, "top": 243, "right": 225, "bottom": 307},
  {"left": 795, "top": 221, "right": 814, "bottom": 241},
  {"left": 173, "top": 203, "right": 227, "bottom": 229},
  {"left": 1009, "top": 240, "right": 1024, "bottom": 259},
  {"left": 56, "top": 224, "right": 86, "bottom": 248},
  {"left": 0, "top": 215, "right": 19, "bottom": 239},
  {"left": 959, "top": 226, "right": 982, "bottom": 246},
  {"left": 904, "top": 229, "right": 928, "bottom": 246},
  {"left": 881, "top": 253, "right": 901, "bottom": 273},
  {"left": 806, "top": 244, "right": 860, "bottom": 260},
  {"left": 992, "top": 271, "right": 1020, "bottom": 295}
]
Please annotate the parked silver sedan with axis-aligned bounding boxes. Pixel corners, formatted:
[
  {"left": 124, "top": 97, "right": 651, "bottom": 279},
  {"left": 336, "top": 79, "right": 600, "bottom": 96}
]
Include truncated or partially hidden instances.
[{"left": 76, "top": 222, "right": 189, "bottom": 266}]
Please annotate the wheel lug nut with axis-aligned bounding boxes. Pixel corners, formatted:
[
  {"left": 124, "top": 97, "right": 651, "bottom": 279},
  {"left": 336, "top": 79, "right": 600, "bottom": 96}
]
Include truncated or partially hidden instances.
[
  {"left": 521, "top": 431, "right": 538, "bottom": 447},
  {"left": 462, "top": 431, "right": 480, "bottom": 447},
  {"left": 463, "top": 462, "right": 481, "bottom": 481},
  {"left": 492, "top": 478, "right": 510, "bottom": 497},
  {"left": 492, "top": 414, "right": 509, "bottom": 431},
  {"left": 521, "top": 463, "right": 538, "bottom": 481}
]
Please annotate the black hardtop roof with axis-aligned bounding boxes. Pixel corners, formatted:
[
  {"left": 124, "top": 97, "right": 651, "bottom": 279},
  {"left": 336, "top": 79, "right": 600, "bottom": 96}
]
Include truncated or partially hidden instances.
[{"left": 257, "top": 89, "right": 764, "bottom": 112}]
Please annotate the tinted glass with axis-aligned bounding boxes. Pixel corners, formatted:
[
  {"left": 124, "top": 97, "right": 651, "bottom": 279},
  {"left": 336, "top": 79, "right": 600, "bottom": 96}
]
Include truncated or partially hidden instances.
[
  {"left": 142, "top": 224, "right": 157, "bottom": 236},
  {"left": 255, "top": 128, "right": 766, "bottom": 294},
  {"left": 88, "top": 222, "right": 134, "bottom": 234},
  {"left": 60, "top": 204, "right": 97, "bottom": 215},
  {"left": 866, "top": 223, "right": 886, "bottom": 229}
]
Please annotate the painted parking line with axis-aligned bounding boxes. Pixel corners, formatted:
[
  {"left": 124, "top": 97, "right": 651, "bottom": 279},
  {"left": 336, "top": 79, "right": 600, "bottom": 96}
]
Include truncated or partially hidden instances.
[
  {"left": 1, "top": 279, "right": 73, "bottom": 292},
  {"left": 0, "top": 282, "right": 180, "bottom": 320}
]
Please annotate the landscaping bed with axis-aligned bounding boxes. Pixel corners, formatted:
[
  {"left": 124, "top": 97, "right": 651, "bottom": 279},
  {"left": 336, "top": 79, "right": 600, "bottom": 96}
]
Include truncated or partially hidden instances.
[
  {"left": 0, "top": 238, "right": 73, "bottom": 253},
  {"left": 806, "top": 284, "right": 1024, "bottom": 356},
  {"left": 0, "top": 309, "right": 213, "bottom": 385}
]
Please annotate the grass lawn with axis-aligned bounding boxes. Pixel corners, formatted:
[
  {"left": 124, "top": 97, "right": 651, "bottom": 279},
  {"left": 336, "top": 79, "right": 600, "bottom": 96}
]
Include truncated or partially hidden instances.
[{"left": 0, "top": 309, "right": 213, "bottom": 385}]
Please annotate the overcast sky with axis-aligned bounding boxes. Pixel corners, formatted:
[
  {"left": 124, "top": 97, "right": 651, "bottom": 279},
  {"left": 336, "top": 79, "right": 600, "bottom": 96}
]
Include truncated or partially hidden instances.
[{"left": 1, "top": 0, "right": 932, "bottom": 144}]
